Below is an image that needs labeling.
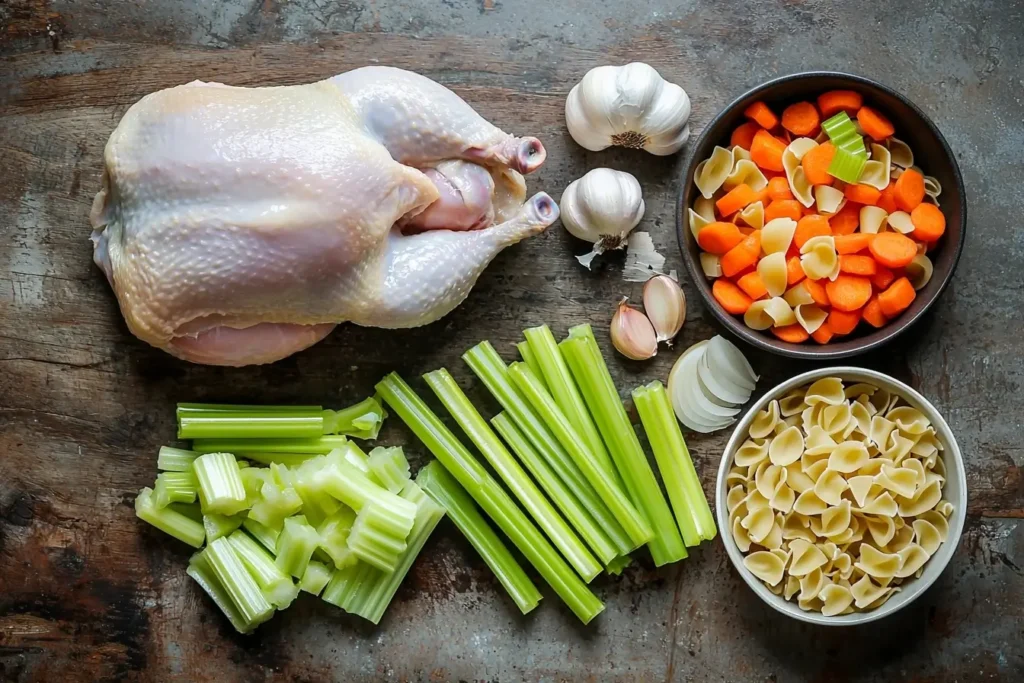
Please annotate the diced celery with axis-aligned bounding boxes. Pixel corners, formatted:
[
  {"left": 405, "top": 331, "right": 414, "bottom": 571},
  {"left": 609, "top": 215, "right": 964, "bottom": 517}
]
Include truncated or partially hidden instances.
[
  {"left": 833, "top": 130, "right": 867, "bottom": 156},
  {"left": 829, "top": 147, "right": 869, "bottom": 184},
  {"left": 275, "top": 516, "right": 320, "bottom": 578},
  {"left": 315, "top": 457, "right": 418, "bottom": 526},
  {"left": 157, "top": 446, "right": 198, "bottom": 472},
  {"left": 317, "top": 508, "right": 358, "bottom": 568},
  {"left": 248, "top": 465, "right": 303, "bottom": 528},
  {"left": 322, "top": 561, "right": 371, "bottom": 613},
  {"left": 378, "top": 374, "right": 603, "bottom": 623},
  {"left": 178, "top": 413, "right": 323, "bottom": 440},
  {"left": 170, "top": 502, "right": 203, "bottom": 524},
  {"left": 632, "top": 381, "right": 718, "bottom": 544},
  {"left": 605, "top": 554, "right": 633, "bottom": 575},
  {"left": 822, "top": 111, "right": 855, "bottom": 139},
  {"left": 135, "top": 487, "right": 205, "bottom": 548},
  {"left": 153, "top": 471, "right": 198, "bottom": 508},
  {"left": 204, "top": 537, "right": 275, "bottom": 627},
  {"left": 322, "top": 396, "right": 386, "bottom": 439},
  {"left": 192, "top": 436, "right": 349, "bottom": 455},
  {"left": 346, "top": 503, "right": 409, "bottom": 572},
  {"left": 299, "top": 560, "right": 333, "bottom": 595},
  {"left": 560, "top": 326, "right": 687, "bottom": 566},
  {"left": 516, "top": 340, "right": 547, "bottom": 391},
  {"left": 341, "top": 442, "right": 370, "bottom": 471},
  {"left": 240, "top": 466, "right": 272, "bottom": 507},
  {"left": 204, "top": 513, "right": 244, "bottom": 542},
  {"left": 416, "top": 462, "right": 541, "bottom": 615},
  {"left": 187, "top": 549, "right": 252, "bottom": 633},
  {"left": 367, "top": 446, "right": 410, "bottom": 494},
  {"left": 424, "top": 368, "right": 601, "bottom": 582},
  {"left": 242, "top": 517, "right": 281, "bottom": 553},
  {"left": 227, "top": 530, "right": 299, "bottom": 609},
  {"left": 193, "top": 452, "right": 248, "bottom": 515}
]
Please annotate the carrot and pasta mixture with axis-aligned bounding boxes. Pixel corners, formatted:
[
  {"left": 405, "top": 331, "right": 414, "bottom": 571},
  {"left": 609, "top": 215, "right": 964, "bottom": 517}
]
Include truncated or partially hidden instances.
[{"left": 689, "top": 90, "right": 946, "bottom": 344}]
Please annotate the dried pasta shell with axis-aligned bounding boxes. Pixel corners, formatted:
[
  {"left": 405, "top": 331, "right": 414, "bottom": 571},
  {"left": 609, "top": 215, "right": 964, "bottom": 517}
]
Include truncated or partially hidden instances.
[
  {"left": 876, "top": 464, "right": 918, "bottom": 499},
  {"left": 755, "top": 463, "right": 787, "bottom": 500},
  {"left": 784, "top": 574, "right": 801, "bottom": 600},
  {"left": 724, "top": 159, "right": 769, "bottom": 192},
  {"left": 861, "top": 491, "right": 898, "bottom": 516},
  {"left": 793, "top": 488, "right": 828, "bottom": 516},
  {"left": 735, "top": 438, "right": 770, "bottom": 467},
  {"left": 847, "top": 475, "right": 876, "bottom": 508},
  {"left": 749, "top": 402, "right": 781, "bottom": 440},
  {"left": 805, "top": 377, "right": 846, "bottom": 406},
  {"left": 821, "top": 500, "right": 852, "bottom": 538},
  {"left": 744, "top": 297, "right": 795, "bottom": 330},
  {"left": 688, "top": 208, "right": 711, "bottom": 240},
  {"left": 694, "top": 195, "right": 716, "bottom": 222},
  {"left": 758, "top": 252, "right": 790, "bottom": 298},
  {"left": 895, "top": 543, "right": 930, "bottom": 578},
  {"left": 779, "top": 390, "right": 807, "bottom": 418},
  {"left": 851, "top": 574, "right": 889, "bottom": 609},
  {"left": 923, "top": 175, "right": 942, "bottom": 198},
  {"left": 732, "top": 516, "right": 753, "bottom": 552},
  {"left": 788, "top": 539, "right": 829, "bottom": 577},
  {"left": 897, "top": 480, "right": 942, "bottom": 517},
  {"left": 768, "top": 426, "right": 805, "bottom": 466},
  {"left": 738, "top": 201, "right": 765, "bottom": 230},
  {"left": 886, "top": 210, "right": 916, "bottom": 234},
  {"left": 854, "top": 544, "right": 901, "bottom": 579},
  {"left": 794, "top": 303, "right": 828, "bottom": 335},
  {"left": 761, "top": 217, "right": 798, "bottom": 254},
  {"left": 743, "top": 550, "right": 787, "bottom": 586},
  {"left": 819, "top": 583, "right": 855, "bottom": 616},
  {"left": 700, "top": 252, "right": 723, "bottom": 278},
  {"left": 883, "top": 433, "right": 916, "bottom": 464},
  {"left": 785, "top": 462, "right": 815, "bottom": 494},
  {"left": 694, "top": 146, "right": 733, "bottom": 198},
  {"left": 828, "top": 441, "right": 870, "bottom": 473},
  {"left": 859, "top": 205, "right": 888, "bottom": 234},
  {"left": 742, "top": 506, "right": 775, "bottom": 543},
  {"left": 804, "top": 425, "right": 838, "bottom": 456},
  {"left": 868, "top": 416, "right": 896, "bottom": 449},
  {"left": 821, "top": 402, "right": 853, "bottom": 436},
  {"left": 912, "top": 519, "right": 942, "bottom": 555},
  {"left": 858, "top": 144, "right": 892, "bottom": 190},
  {"left": 865, "top": 513, "right": 897, "bottom": 547},
  {"left": 799, "top": 235, "right": 839, "bottom": 281},
  {"left": 887, "top": 137, "right": 914, "bottom": 168},
  {"left": 783, "top": 138, "right": 819, "bottom": 208},
  {"left": 814, "top": 469, "right": 848, "bottom": 506},
  {"left": 815, "top": 185, "right": 845, "bottom": 215}
]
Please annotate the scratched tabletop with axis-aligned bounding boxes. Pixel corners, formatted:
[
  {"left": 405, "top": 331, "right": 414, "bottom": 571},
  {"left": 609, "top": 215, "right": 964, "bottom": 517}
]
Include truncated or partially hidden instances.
[{"left": 1, "top": 1, "right": 1022, "bottom": 681}]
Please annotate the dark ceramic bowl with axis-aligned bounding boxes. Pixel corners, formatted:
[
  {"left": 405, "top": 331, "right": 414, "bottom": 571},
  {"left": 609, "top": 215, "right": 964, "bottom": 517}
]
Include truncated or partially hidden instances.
[{"left": 677, "top": 72, "right": 966, "bottom": 359}]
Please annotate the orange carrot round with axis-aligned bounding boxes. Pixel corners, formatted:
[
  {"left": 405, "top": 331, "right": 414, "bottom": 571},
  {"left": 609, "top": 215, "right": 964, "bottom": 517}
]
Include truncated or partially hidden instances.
[
  {"left": 811, "top": 320, "right": 836, "bottom": 344},
  {"left": 716, "top": 184, "right": 758, "bottom": 217},
  {"left": 804, "top": 278, "right": 830, "bottom": 307},
  {"left": 817, "top": 90, "right": 863, "bottom": 118},
  {"left": 839, "top": 254, "right": 878, "bottom": 276},
  {"left": 767, "top": 176, "right": 795, "bottom": 202},
  {"left": 862, "top": 295, "right": 888, "bottom": 328},
  {"left": 713, "top": 279, "right": 753, "bottom": 315},
  {"left": 910, "top": 203, "right": 946, "bottom": 242},
  {"left": 877, "top": 277, "right": 916, "bottom": 317},
  {"left": 826, "top": 274, "right": 873, "bottom": 312},
  {"left": 750, "top": 129, "right": 787, "bottom": 172},
  {"left": 869, "top": 232, "right": 918, "bottom": 268},
  {"left": 744, "top": 101, "right": 779, "bottom": 130},
  {"left": 771, "top": 323, "right": 810, "bottom": 343},
  {"left": 781, "top": 101, "right": 821, "bottom": 136},
  {"left": 877, "top": 183, "right": 899, "bottom": 214},
  {"left": 786, "top": 255, "right": 806, "bottom": 285},
  {"left": 736, "top": 271, "right": 768, "bottom": 300},
  {"left": 730, "top": 122, "right": 762, "bottom": 150},
  {"left": 833, "top": 233, "right": 873, "bottom": 254},
  {"left": 793, "top": 214, "right": 832, "bottom": 249},
  {"left": 844, "top": 184, "right": 881, "bottom": 205},
  {"left": 828, "top": 308, "right": 863, "bottom": 336},
  {"left": 764, "top": 199, "right": 803, "bottom": 223},
  {"left": 801, "top": 142, "right": 836, "bottom": 186},
  {"left": 871, "top": 264, "right": 897, "bottom": 291},
  {"left": 721, "top": 231, "right": 762, "bottom": 277},
  {"left": 894, "top": 169, "right": 925, "bottom": 212},
  {"left": 856, "top": 106, "right": 895, "bottom": 141},
  {"left": 829, "top": 203, "right": 860, "bottom": 236},
  {"left": 697, "top": 221, "right": 744, "bottom": 254}
]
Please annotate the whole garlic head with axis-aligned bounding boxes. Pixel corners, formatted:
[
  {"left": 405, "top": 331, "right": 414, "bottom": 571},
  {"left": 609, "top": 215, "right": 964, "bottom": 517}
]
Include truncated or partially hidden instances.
[
  {"left": 565, "top": 62, "right": 691, "bottom": 155},
  {"left": 560, "top": 168, "right": 645, "bottom": 269}
]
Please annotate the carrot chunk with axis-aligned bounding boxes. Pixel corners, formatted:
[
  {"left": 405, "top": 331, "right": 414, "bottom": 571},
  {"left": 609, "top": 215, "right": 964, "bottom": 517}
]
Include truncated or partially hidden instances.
[
  {"left": 730, "top": 122, "right": 762, "bottom": 150},
  {"left": 910, "top": 203, "right": 946, "bottom": 242},
  {"left": 856, "top": 106, "right": 895, "bottom": 141},
  {"left": 716, "top": 184, "right": 758, "bottom": 217},
  {"left": 878, "top": 277, "right": 916, "bottom": 317},
  {"left": 721, "top": 231, "right": 762, "bottom": 278},
  {"left": 862, "top": 295, "right": 888, "bottom": 328},
  {"left": 869, "top": 232, "right": 918, "bottom": 268},
  {"left": 804, "top": 278, "right": 830, "bottom": 307},
  {"left": 793, "top": 214, "right": 832, "bottom": 249},
  {"left": 744, "top": 101, "right": 779, "bottom": 130},
  {"left": 844, "top": 184, "right": 881, "bottom": 205},
  {"left": 764, "top": 199, "right": 803, "bottom": 223},
  {"left": 736, "top": 271, "right": 768, "bottom": 300},
  {"left": 828, "top": 308, "right": 862, "bottom": 335},
  {"left": 713, "top": 279, "right": 754, "bottom": 315},
  {"left": 771, "top": 323, "right": 810, "bottom": 343},
  {"left": 826, "top": 274, "right": 873, "bottom": 312},
  {"left": 786, "top": 255, "right": 806, "bottom": 285},
  {"left": 833, "top": 233, "right": 873, "bottom": 255},
  {"left": 829, "top": 203, "right": 861, "bottom": 236},
  {"left": 781, "top": 101, "right": 821, "bottom": 137},
  {"left": 801, "top": 142, "right": 836, "bottom": 186},
  {"left": 697, "top": 221, "right": 744, "bottom": 255},
  {"left": 894, "top": 169, "right": 925, "bottom": 212},
  {"left": 877, "top": 183, "right": 899, "bottom": 214},
  {"left": 750, "top": 130, "right": 787, "bottom": 172},
  {"left": 839, "top": 254, "right": 878, "bottom": 276},
  {"left": 871, "top": 264, "right": 897, "bottom": 290},
  {"left": 817, "top": 90, "right": 863, "bottom": 118},
  {"left": 810, "top": 320, "right": 836, "bottom": 344},
  {"left": 767, "top": 176, "right": 795, "bottom": 202}
]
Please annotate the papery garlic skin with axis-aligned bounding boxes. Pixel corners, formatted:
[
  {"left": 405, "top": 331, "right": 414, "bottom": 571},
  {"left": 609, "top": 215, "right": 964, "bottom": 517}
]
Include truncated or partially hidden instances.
[
  {"left": 565, "top": 63, "right": 691, "bottom": 155},
  {"left": 610, "top": 300, "right": 658, "bottom": 360},
  {"left": 560, "top": 168, "right": 645, "bottom": 268}
]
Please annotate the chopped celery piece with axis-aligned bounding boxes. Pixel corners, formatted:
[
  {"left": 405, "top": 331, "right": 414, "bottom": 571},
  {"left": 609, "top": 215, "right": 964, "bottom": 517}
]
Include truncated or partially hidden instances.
[
  {"left": 228, "top": 530, "right": 299, "bottom": 609},
  {"left": 187, "top": 549, "right": 252, "bottom": 633},
  {"left": 462, "top": 341, "right": 632, "bottom": 556},
  {"left": 347, "top": 503, "right": 409, "bottom": 572},
  {"left": 632, "top": 381, "right": 718, "bottom": 544},
  {"left": 516, "top": 340, "right": 547, "bottom": 391},
  {"left": 367, "top": 446, "right": 410, "bottom": 494},
  {"left": 299, "top": 560, "right": 333, "bottom": 595},
  {"left": 821, "top": 111, "right": 855, "bottom": 139},
  {"left": 833, "top": 130, "right": 867, "bottom": 156},
  {"left": 193, "top": 452, "right": 248, "bottom": 515},
  {"left": 377, "top": 374, "right": 602, "bottom": 623},
  {"left": 322, "top": 561, "right": 369, "bottom": 612},
  {"left": 242, "top": 517, "right": 280, "bottom": 553},
  {"left": 275, "top": 515, "right": 320, "bottom": 578},
  {"left": 204, "top": 512, "right": 244, "bottom": 543},
  {"left": 316, "top": 456, "right": 418, "bottom": 524},
  {"left": 192, "top": 436, "right": 349, "bottom": 455},
  {"left": 170, "top": 501, "right": 203, "bottom": 523},
  {"left": 492, "top": 413, "right": 618, "bottom": 565},
  {"left": 506, "top": 362, "right": 652, "bottom": 550},
  {"left": 425, "top": 368, "right": 601, "bottom": 582},
  {"left": 135, "top": 487, "right": 205, "bottom": 547},
  {"left": 205, "top": 537, "right": 275, "bottom": 627},
  {"left": 240, "top": 466, "right": 271, "bottom": 507},
  {"left": 178, "top": 413, "right": 323, "bottom": 440},
  {"left": 287, "top": 456, "right": 334, "bottom": 527},
  {"left": 524, "top": 325, "right": 621, "bottom": 486},
  {"left": 329, "top": 442, "right": 371, "bottom": 472},
  {"left": 318, "top": 508, "right": 358, "bottom": 568},
  {"left": 248, "top": 465, "right": 302, "bottom": 527},
  {"left": 417, "top": 462, "right": 541, "bottom": 615},
  {"left": 157, "top": 446, "right": 198, "bottom": 472},
  {"left": 322, "top": 396, "right": 386, "bottom": 439},
  {"left": 344, "top": 481, "right": 446, "bottom": 624},
  {"left": 561, "top": 326, "right": 686, "bottom": 566},
  {"left": 828, "top": 146, "right": 869, "bottom": 184},
  {"left": 153, "top": 470, "right": 198, "bottom": 508},
  {"left": 605, "top": 554, "right": 633, "bottom": 575}
]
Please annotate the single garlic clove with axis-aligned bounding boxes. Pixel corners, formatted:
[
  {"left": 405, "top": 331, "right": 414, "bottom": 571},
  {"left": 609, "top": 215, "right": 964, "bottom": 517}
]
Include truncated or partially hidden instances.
[
  {"left": 610, "top": 299, "right": 658, "bottom": 360},
  {"left": 643, "top": 274, "right": 686, "bottom": 345}
]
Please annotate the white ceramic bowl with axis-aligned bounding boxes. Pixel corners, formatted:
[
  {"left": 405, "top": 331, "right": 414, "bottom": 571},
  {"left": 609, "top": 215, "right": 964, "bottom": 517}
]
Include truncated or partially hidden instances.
[{"left": 715, "top": 367, "right": 967, "bottom": 626}]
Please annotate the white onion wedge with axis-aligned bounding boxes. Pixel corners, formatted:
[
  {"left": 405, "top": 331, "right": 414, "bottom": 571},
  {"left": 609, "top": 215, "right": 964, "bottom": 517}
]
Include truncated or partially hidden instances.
[
  {"left": 668, "top": 338, "right": 758, "bottom": 433},
  {"left": 698, "top": 349, "right": 749, "bottom": 405},
  {"left": 669, "top": 342, "right": 734, "bottom": 432},
  {"left": 706, "top": 335, "right": 758, "bottom": 391}
]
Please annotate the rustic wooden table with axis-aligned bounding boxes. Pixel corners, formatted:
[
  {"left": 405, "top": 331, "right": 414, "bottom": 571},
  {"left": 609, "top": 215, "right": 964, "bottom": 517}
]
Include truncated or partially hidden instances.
[{"left": 1, "top": 1, "right": 1022, "bottom": 681}]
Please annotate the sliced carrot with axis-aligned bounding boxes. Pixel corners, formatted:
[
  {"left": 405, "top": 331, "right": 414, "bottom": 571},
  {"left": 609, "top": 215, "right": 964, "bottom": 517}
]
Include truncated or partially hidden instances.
[
  {"left": 817, "top": 90, "right": 863, "bottom": 118},
  {"left": 721, "top": 231, "right": 762, "bottom": 278},
  {"left": 771, "top": 323, "right": 810, "bottom": 344},
  {"left": 804, "top": 278, "right": 830, "bottom": 307},
  {"left": 744, "top": 101, "right": 779, "bottom": 130},
  {"left": 716, "top": 184, "right": 758, "bottom": 217},
  {"left": 736, "top": 271, "right": 768, "bottom": 300},
  {"left": 839, "top": 254, "right": 878, "bottom": 276},
  {"left": 764, "top": 199, "right": 803, "bottom": 223},
  {"left": 697, "top": 221, "right": 744, "bottom": 255},
  {"left": 793, "top": 214, "right": 831, "bottom": 249},
  {"left": 910, "top": 202, "right": 946, "bottom": 242},
  {"left": 869, "top": 232, "right": 918, "bottom": 268},
  {"left": 730, "top": 122, "right": 762, "bottom": 150},
  {"left": 826, "top": 274, "right": 873, "bottom": 312},
  {"left": 786, "top": 255, "right": 806, "bottom": 285},
  {"left": 713, "top": 279, "right": 754, "bottom": 315},
  {"left": 811, "top": 320, "right": 836, "bottom": 344},
  {"left": 801, "top": 142, "right": 836, "bottom": 186},
  {"left": 828, "top": 308, "right": 862, "bottom": 336},
  {"left": 781, "top": 101, "right": 821, "bottom": 137},
  {"left": 878, "top": 277, "right": 916, "bottom": 317},
  {"left": 856, "top": 105, "right": 895, "bottom": 141},
  {"left": 750, "top": 129, "right": 787, "bottom": 173},
  {"left": 830, "top": 203, "right": 860, "bottom": 235},
  {"left": 894, "top": 169, "right": 925, "bottom": 212},
  {"left": 751, "top": 186, "right": 771, "bottom": 206},
  {"left": 871, "top": 264, "right": 896, "bottom": 290},
  {"left": 862, "top": 295, "right": 888, "bottom": 328},
  {"left": 877, "top": 182, "right": 899, "bottom": 214},
  {"left": 833, "top": 233, "right": 873, "bottom": 255},
  {"left": 844, "top": 184, "right": 881, "bottom": 205},
  {"left": 737, "top": 225, "right": 756, "bottom": 236},
  {"left": 785, "top": 241, "right": 802, "bottom": 260},
  {"left": 767, "top": 176, "right": 795, "bottom": 202}
]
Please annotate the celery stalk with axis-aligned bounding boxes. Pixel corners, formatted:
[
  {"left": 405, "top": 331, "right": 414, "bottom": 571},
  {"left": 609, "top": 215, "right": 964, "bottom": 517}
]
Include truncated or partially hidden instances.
[
  {"left": 377, "top": 374, "right": 603, "bottom": 623},
  {"left": 632, "top": 381, "right": 717, "bottom": 544},
  {"left": 187, "top": 549, "right": 252, "bottom": 633},
  {"left": 231, "top": 452, "right": 320, "bottom": 468},
  {"left": 299, "top": 560, "right": 333, "bottom": 596},
  {"left": 828, "top": 147, "right": 868, "bottom": 184},
  {"left": 193, "top": 452, "right": 248, "bottom": 515},
  {"left": 416, "top": 462, "right": 541, "bottom": 615},
  {"left": 153, "top": 471, "right": 198, "bottom": 508},
  {"left": 506, "top": 362, "right": 652, "bottom": 550},
  {"left": 322, "top": 561, "right": 372, "bottom": 613},
  {"left": 425, "top": 368, "right": 602, "bottom": 582},
  {"left": 317, "top": 508, "right": 358, "bottom": 568},
  {"left": 605, "top": 554, "right": 633, "bottom": 575},
  {"left": 157, "top": 446, "right": 198, "bottom": 472},
  {"left": 367, "top": 446, "right": 411, "bottom": 494},
  {"left": 178, "top": 413, "right": 323, "bottom": 440},
  {"left": 135, "top": 487, "right": 205, "bottom": 547},
  {"left": 191, "top": 436, "right": 349, "bottom": 455},
  {"left": 315, "top": 457, "right": 418, "bottom": 528},
  {"left": 177, "top": 402, "right": 320, "bottom": 416},
  {"left": 227, "top": 530, "right": 299, "bottom": 608},
  {"left": 242, "top": 517, "right": 280, "bottom": 553},
  {"left": 347, "top": 503, "right": 409, "bottom": 572},
  {"left": 275, "top": 516, "right": 320, "bottom": 578},
  {"left": 561, "top": 327, "right": 687, "bottom": 565},
  {"left": 322, "top": 396, "right": 386, "bottom": 439},
  {"left": 462, "top": 341, "right": 633, "bottom": 556},
  {"left": 204, "top": 537, "right": 276, "bottom": 627},
  {"left": 516, "top": 340, "right": 547, "bottom": 391},
  {"left": 204, "top": 512, "right": 244, "bottom": 542}
]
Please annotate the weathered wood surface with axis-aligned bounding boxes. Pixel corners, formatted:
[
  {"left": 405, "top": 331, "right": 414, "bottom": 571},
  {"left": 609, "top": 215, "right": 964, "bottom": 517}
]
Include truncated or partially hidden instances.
[{"left": 1, "top": 0, "right": 1022, "bottom": 681}]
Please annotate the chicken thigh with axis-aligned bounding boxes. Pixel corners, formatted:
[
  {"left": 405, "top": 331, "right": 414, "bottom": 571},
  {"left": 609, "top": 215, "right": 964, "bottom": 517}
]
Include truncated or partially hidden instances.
[{"left": 91, "top": 67, "right": 557, "bottom": 366}]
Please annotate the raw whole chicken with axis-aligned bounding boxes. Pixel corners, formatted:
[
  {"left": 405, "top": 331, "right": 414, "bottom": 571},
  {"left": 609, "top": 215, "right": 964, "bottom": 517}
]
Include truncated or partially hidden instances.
[{"left": 91, "top": 67, "right": 557, "bottom": 366}]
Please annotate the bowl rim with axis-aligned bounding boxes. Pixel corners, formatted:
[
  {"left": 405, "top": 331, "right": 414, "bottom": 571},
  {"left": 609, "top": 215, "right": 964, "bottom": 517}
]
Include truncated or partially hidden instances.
[
  {"left": 715, "top": 366, "right": 968, "bottom": 626},
  {"left": 676, "top": 71, "right": 968, "bottom": 360}
]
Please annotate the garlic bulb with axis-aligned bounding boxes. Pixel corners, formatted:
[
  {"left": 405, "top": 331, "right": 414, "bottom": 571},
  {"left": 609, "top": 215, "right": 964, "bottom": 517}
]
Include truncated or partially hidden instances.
[
  {"left": 610, "top": 299, "right": 658, "bottom": 360},
  {"left": 560, "top": 168, "right": 645, "bottom": 268},
  {"left": 565, "top": 63, "right": 691, "bottom": 155}
]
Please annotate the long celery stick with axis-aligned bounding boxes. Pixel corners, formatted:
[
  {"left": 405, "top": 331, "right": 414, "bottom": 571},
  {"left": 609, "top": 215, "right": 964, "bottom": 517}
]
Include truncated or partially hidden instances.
[
  {"left": 516, "top": 341, "right": 547, "bottom": 391},
  {"left": 377, "top": 374, "right": 602, "bottom": 623},
  {"left": 425, "top": 369, "right": 601, "bottom": 582},
  {"left": 605, "top": 554, "right": 633, "bottom": 575},
  {"left": 177, "top": 403, "right": 320, "bottom": 416},
  {"left": 233, "top": 452, "right": 320, "bottom": 468},
  {"left": 462, "top": 342, "right": 633, "bottom": 556},
  {"left": 632, "top": 381, "right": 718, "bottom": 544},
  {"left": 135, "top": 487, "right": 206, "bottom": 547},
  {"left": 560, "top": 327, "right": 687, "bottom": 565},
  {"left": 178, "top": 414, "right": 323, "bottom": 440},
  {"left": 523, "top": 325, "right": 621, "bottom": 486},
  {"left": 507, "top": 363, "right": 652, "bottom": 549},
  {"left": 204, "top": 537, "right": 276, "bottom": 627},
  {"left": 322, "top": 397, "right": 386, "bottom": 439},
  {"left": 191, "top": 436, "right": 349, "bottom": 455},
  {"left": 491, "top": 412, "right": 618, "bottom": 566},
  {"left": 417, "top": 462, "right": 541, "bottom": 614},
  {"left": 187, "top": 549, "right": 252, "bottom": 633},
  {"left": 157, "top": 446, "right": 198, "bottom": 471}
]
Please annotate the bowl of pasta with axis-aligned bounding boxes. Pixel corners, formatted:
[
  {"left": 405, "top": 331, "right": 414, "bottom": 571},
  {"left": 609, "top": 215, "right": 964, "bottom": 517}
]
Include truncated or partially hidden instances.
[
  {"left": 716, "top": 367, "right": 966, "bottom": 625},
  {"left": 677, "top": 72, "right": 966, "bottom": 358}
]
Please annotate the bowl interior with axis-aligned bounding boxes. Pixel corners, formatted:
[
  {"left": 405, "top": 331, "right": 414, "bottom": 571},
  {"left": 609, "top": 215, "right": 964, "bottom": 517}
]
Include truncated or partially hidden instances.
[
  {"left": 678, "top": 73, "right": 966, "bottom": 359},
  {"left": 715, "top": 367, "right": 967, "bottom": 626}
]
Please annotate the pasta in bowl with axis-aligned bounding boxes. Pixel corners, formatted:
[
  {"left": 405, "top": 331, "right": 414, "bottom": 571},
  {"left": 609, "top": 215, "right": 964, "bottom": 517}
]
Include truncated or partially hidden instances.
[{"left": 715, "top": 367, "right": 966, "bottom": 625}]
